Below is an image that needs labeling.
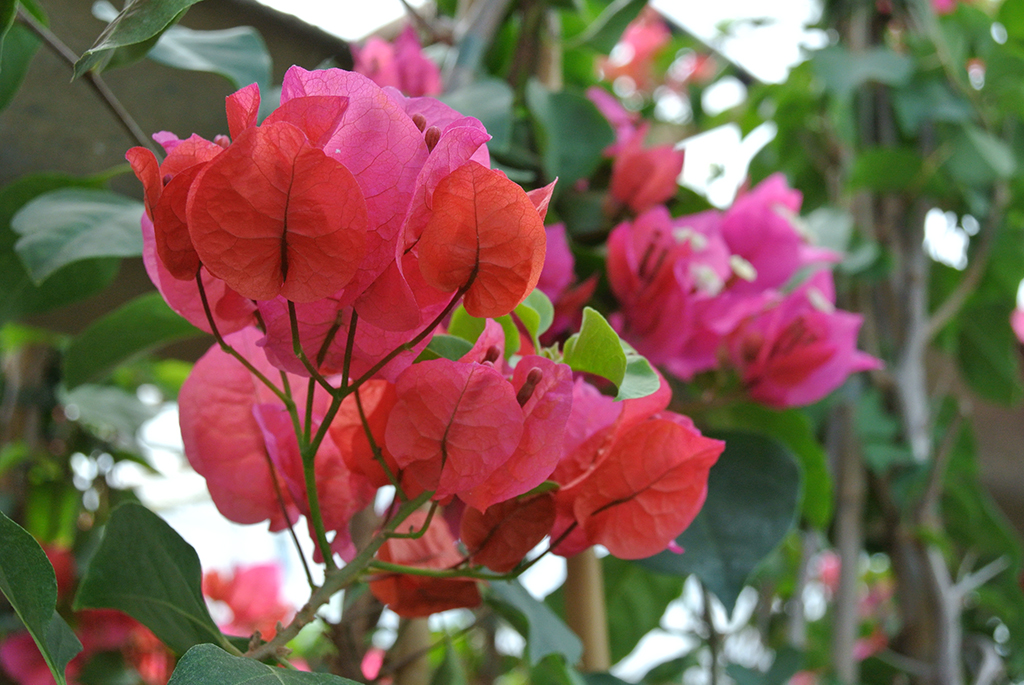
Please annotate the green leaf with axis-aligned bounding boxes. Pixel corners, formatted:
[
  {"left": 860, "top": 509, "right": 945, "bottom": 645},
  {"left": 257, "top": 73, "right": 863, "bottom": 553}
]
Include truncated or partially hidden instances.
[
  {"left": 997, "top": 0, "right": 1024, "bottom": 42},
  {"left": 947, "top": 125, "right": 1017, "bottom": 187},
  {"left": 515, "top": 288, "right": 555, "bottom": 348},
  {"left": 563, "top": 307, "right": 626, "bottom": 387},
  {"left": 603, "top": 557, "right": 683, "bottom": 663},
  {"left": 74, "top": 0, "right": 205, "bottom": 77},
  {"left": 0, "top": 0, "right": 44, "bottom": 112},
  {"left": 0, "top": 510, "right": 82, "bottom": 685},
  {"left": 74, "top": 502, "right": 229, "bottom": 655},
  {"left": 430, "top": 640, "right": 469, "bottom": 685},
  {"left": 637, "top": 432, "right": 800, "bottom": 612},
  {"left": 416, "top": 334, "right": 475, "bottom": 362},
  {"left": 616, "top": 348, "right": 660, "bottom": 401},
  {"left": 169, "top": 644, "right": 360, "bottom": 684},
  {"left": 63, "top": 292, "right": 203, "bottom": 389},
  {"left": 441, "top": 78, "right": 514, "bottom": 153},
  {"left": 849, "top": 147, "right": 924, "bottom": 193},
  {"left": 0, "top": 174, "right": 121, "bottom": 324},
  {"left": 11, "top": 188, "right": 143, "bottom": 284},
  {"left": 60, "top": 385, "right": 158, "bottom": 453},
  {"left": 92, "top": 0, "right": 270, "bottom": 89},
  {"left": 812, "top": 46, "right": 914, "bottom": 99},
  {"left": 891, "top": 78, "right": 973, "bottom": 135},
  {"left": 707, "top": 403, "right": 832, "bottom": 529},
  {"left": 565, "top": 0, "right": 648, "bottom": 53},
  {"left": 530, "top": 654, "right": 586, "bottom": 685},
  {"left": 0, "top": 0, "right": 17, "bottom": 54},
  {"left": 527, "top": 80, "right": 614, "bottom": 192},
  {"left": 956, "top": 301, "right": 1023, "bottom": 405},
  {"left": 448, "top": 305, "right": 486, "bottom": 343},
  {"left": 488, "top": 580, "right": 583, "bottom": 666}
]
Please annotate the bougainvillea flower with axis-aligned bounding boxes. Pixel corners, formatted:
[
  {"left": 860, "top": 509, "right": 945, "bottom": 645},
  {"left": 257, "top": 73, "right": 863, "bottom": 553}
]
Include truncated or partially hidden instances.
[
  {"left": 461, "top": 493, "right": 556, "bottom": 573},
  {"left": 547, "top": 375, "right": 721, "bottom": 559},
  {"left": 608, "top": 125, "right": 684, "bottom": 214},
  {"left": 127, "top": 133, "right": 226, "bottom": 281},
  {"left": 202, "top": 564, "right": 294, "bottom": 639},
  {"left": 459, "top": 356, "right": 573, "bottom": 510},
  {"left": 726, "top": 270, "right": 882, "bottom": 407},
  {"left": 384, "top": 358, "right": 524, "bottom": 500},
  {"left": 370, "top": 511, "right": 481, "bottom": 617},
  {"left": 607, "top": 205, "right": 738, "bottom": 378},
  {"left": 352, "top": 25, "right": 442, "bottom": 97},
  {"left": 140, "top": 214, "right": 256, "bottom": 336},
  {"left": 571, "top": 413, "right": 722, "bottom": 559},
  {"left": 178, "top": 327, "right": 303, "bottom": 530},
  {"left": 418, "top": 161, "right": 547, "bottom": 318},
  {"left": 255, "top": 403, "right": 376, "bottom": 561},
  {"left": 187, "top": 120, "right": 371, "bottom": 302},
  {"left": 718, "top": 174, "right": 839, "bottom": 294}
]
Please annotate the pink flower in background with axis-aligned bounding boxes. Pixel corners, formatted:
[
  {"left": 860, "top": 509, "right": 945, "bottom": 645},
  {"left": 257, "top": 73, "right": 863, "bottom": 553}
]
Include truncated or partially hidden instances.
[
  {"left": 586, "top": 86, "right": 640, "bottom": 154},
  {"left": 609, "top": 124, "right": 685, "bottom": 214},
  {"left": 932, "top": 0, "right": 957, "bottom": 14},
  {"left": 1011, "top": 307, "right": 1024, "bottom": 344},
  {"left": 726, "top": 270, "right": 882, "bottom": 408},
  {"left": 352, "top": 25, "right": 442, "bottom": 97},
  {"left": 598, "top": 7, "right": 671, "bottom": 93},
  {"left": 203, "top": 564, "right": 294, "bottom": 640}
]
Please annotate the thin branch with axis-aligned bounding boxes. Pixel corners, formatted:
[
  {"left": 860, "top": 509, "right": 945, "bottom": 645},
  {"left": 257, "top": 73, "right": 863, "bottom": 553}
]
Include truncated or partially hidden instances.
[
  {"left": 16, "top": 7, "right": 159, "bottom": 157},
  {"left": 923, "top": 181, "right": 1008, "bottom": 343}
]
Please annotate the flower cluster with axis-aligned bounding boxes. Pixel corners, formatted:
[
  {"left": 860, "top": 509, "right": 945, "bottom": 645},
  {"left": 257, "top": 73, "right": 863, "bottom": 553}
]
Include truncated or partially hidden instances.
[
  {"left": 128, "top": 66, "right": 722, "bottom": 620},
  {"left": 606, "top": 174, "right": 881, "bottom": 407}
]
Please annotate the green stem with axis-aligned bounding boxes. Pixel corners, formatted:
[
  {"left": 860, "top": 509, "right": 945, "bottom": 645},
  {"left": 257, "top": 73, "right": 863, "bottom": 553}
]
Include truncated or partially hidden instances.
[
  {"left": 245, "top": 491, "right": 433, "bottom": 661},
  {"left": 196, "top": 274, "right": 292, "bottom": 407}
]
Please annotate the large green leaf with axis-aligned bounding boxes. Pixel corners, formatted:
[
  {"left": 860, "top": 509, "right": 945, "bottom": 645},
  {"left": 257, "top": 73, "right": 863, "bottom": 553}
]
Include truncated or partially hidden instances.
[
  {"left": 526, "top": 80, "right": 613, "bottom": 192},
  {"left": 637, "top": 432, "right": 800, "bottom": 612},
  {"left": 706, "top": 404, "right": 832, "bottom": 529},
  {"left": 603, "top": 557, "right": 683, "bottom": 664},
  {"left": 0, "top": 174, "right": 121, "bottom": 325},
  {"left": 0, "top": 510, "right": 82, "bottom": 685},
  {"left": 488, "top": 580, "right": 583, "bottom": 666},
  {"left": 74, "top": 502, "right": 229, "bottom": 655},
  {"left": 92, "top": 1, "right": 270, "bottom": 89},
  {"left": 169, "top": 644, "right": 360, "bottom": 684},
  {"left": 63, "top": 292, "right": 203, "bottom": 389},
  {"left": 11, "top": 188, "right": 143, "bottom": 284},
  {"left": 74, "top": 0, "right": 205, "bottom": 77}
]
